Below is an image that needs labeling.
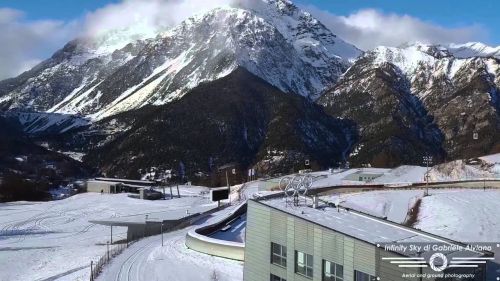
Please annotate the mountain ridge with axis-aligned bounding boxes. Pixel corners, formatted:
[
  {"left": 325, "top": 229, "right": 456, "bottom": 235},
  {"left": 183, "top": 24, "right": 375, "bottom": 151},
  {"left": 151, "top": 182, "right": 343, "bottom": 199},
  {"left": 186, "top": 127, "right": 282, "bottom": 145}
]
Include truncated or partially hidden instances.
[
  {"left": 0, "top": 0, "right": 361, "bottom": 123},
  {"left": 81, "top": 68, "right": 357, "bottom": 178},
  {"left": 319, "top": 42, "right": 500, "bottom": 165}
]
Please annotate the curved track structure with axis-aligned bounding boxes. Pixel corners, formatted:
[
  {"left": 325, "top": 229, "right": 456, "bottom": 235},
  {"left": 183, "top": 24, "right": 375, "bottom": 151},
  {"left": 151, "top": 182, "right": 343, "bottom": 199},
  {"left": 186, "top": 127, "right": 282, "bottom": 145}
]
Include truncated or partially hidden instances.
[{"left": 185, "top": 203, "right": 246, "bottom": 261}]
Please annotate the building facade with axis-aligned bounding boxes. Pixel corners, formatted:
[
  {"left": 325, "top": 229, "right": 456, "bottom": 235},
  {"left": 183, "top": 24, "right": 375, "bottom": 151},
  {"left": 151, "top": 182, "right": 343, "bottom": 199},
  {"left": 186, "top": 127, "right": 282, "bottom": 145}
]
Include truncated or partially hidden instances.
[{"left": 243, "top": 199, "right": 487, "bottom": 281}]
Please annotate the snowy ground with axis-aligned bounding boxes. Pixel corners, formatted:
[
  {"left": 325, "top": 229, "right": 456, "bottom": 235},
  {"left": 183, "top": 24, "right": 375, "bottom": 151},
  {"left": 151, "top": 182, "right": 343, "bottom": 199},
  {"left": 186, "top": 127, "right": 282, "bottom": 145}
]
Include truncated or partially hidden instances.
[
  {"left": 416, "top": 189, "right": 500, "bottom": 242},
  {"left": 97, "top": 207, "right": 243, "bottom": 281},
  {"left": 327, "top": 190, "right": 425, "bottom": 223},
  {"left": 373, "top": 165, "right": 428, "bottom": 184},
  {"left": 0, "top": 190, "right": 215, "bottom": 281},
  {"left": 327, "top": 188, "right": 500, "bottom": 243}
]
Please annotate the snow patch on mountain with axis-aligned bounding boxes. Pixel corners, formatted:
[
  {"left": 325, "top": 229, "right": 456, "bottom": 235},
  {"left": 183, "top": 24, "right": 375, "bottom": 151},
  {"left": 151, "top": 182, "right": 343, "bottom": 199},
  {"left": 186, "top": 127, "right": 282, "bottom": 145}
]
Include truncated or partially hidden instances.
[
  {"left": 1, "top": 0, "right": 362, "bottom": 125},
  {"left": 370, "top": 43, "right": 500, "bottom": 85},
  {"left": 245, "top": 0, "right": 362, "bottom": 63},
  {"left": 448, "top": 42, "right": 500, "bottom": 59}
]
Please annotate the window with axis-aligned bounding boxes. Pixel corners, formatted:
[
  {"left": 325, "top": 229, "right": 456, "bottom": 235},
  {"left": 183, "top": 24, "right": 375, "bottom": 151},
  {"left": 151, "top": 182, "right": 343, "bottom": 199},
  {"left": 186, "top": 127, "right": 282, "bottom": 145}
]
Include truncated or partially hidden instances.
[
  {"left": 270, "top": 274, "right": 286, "bottom": 281},
  {"left": 271, "top": 242, "right": 287, "bottom": 267},
  {"left": 295, "top": 250, "right": 313, "bottom": 278},
  {"left": 354, "top": 270, "right": 376, "bottom": 281},
  {"left": 323, "top": 260, "right": 343, "bottom": 281}
]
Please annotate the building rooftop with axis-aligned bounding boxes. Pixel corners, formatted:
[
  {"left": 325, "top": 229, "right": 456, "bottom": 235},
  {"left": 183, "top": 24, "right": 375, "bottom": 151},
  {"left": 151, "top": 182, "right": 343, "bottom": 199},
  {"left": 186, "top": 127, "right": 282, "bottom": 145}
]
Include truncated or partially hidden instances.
[
  {"left": 255, "top": 197, "right": 489, "bottom": 259},
  {"left": 94, "top": 178, "right": 156, "bottom": 185}
]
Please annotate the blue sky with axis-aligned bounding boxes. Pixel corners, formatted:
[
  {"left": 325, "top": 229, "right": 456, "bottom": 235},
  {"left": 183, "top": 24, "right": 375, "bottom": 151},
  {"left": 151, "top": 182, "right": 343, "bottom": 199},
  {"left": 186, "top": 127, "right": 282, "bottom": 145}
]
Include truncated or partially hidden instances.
[
  {"left": 1, "top": 0, "right": 120, "bottom": 21},
  {"left": 2, "top": 0, "right": 497, "bottom": 38},
  {"left": 2, "top": 0, "right": 497, "bottom": 42},
  {"left": 0, "top": 0, "right": 497, "bottom": 79},
  {"left": 297, "top": 0, "right": 497, "bottom": 33}
]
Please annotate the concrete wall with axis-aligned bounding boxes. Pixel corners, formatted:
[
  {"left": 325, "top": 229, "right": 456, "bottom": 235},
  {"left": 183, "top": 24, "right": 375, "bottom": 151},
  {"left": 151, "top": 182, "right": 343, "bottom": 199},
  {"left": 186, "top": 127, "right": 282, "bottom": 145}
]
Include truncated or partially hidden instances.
[
  {"left": 86, "top": 181, "right": 117, "bottom": 193},
  {"left": 315, "top": 180, "right": 500, "bottom": 198},
  {"left": 185, "top": 232, "right": 245, "bottom": 261},
  {"left": 343, "top": 172, "right": 383, "bottom": 182},
  {"left": 127, "top": 213, "right": 206, "bottom": 241},
  {"left": 185, "top": 203, "right": 246, "bottom": 261},
  {"left": 243, "top": 200, "right": 419, "bottom": 281}
]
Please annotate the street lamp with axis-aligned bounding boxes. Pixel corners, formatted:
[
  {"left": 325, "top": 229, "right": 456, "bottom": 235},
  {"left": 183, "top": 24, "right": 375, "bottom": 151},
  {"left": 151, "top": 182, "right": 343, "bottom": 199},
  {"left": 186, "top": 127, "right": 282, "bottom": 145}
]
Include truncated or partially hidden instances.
[
  {"left": 422, "top": 155, "right": 433, "bottom": 196},
  {"left": 161, "top": 222, "right": 164, "bottom": 247}
]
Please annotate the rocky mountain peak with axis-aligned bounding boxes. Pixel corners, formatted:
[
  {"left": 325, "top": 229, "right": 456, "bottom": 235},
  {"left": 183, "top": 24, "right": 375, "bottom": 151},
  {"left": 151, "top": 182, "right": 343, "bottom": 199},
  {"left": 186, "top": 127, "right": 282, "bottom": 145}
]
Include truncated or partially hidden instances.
[{"left": 0, "top": 0, "right": 362, "bottom": 122}]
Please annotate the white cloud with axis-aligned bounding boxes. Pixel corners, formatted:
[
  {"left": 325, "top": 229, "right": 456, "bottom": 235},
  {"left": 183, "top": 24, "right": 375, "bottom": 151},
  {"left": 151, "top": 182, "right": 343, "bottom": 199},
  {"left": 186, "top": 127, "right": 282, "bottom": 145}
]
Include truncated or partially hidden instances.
[
  {"left": 302, "top": 6, "right": 489, "bottom": 51},
  {"left": 0, "top": 0, "right": 235, "bottom": 80},
  {"left": 0, "top": 1, "right": 492, "bottom": 80},
  {"left": 0, "top": 8, "right": 78, "bottom": 80},
  {"left": 82, "top": 0, "right": 234, "bottom": 38}
]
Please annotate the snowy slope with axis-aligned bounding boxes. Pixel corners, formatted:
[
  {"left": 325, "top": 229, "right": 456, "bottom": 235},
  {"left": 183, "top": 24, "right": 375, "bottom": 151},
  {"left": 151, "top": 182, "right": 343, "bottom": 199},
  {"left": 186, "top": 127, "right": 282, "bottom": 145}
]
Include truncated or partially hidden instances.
[
  {"left": 327, "top": 190, "right": 425, "bottom": 223},
  {"left": 0, "top": 28, "right": 152, "bottom": 114},
  {"left": 0, "top": 0, "right": 361, "bottom": 125},
  {"left": 326, "top": 188, "right": 500, "bottom": 242},
  {"left": 97, "top": 206, "right": 243, "bottom": 281},
  {"left": 448, "top": 42, "right": 500, "bottom": 59},
  {"left": 366, "top": 43, "right": 500, "bottom": 99},
  {"left": 245, "top": 0, "right": 361, "bottom": 63},
  {"left": 320, "top": 41, "right": 500, "bottom": 164},
  {"left": 0, "top": 192, "right": 217, "bottom": 281},
  {"left": 416, "top": 189, "right": 500, "bottom": 242}
]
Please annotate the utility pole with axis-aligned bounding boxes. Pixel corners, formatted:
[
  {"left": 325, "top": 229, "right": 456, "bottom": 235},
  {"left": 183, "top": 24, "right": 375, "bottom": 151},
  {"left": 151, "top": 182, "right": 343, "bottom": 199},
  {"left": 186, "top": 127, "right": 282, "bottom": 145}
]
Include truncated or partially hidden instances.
[
  {"left": 423, "top": 155, "right": 433, "bottom": 196},
  {"left": 106, "top": 241, "right": 110, "bottom": 261}
]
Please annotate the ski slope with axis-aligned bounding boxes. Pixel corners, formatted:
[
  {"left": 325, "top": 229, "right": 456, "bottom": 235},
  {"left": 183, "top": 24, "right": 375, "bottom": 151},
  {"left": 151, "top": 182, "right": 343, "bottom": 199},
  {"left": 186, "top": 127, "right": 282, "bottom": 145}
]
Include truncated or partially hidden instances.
[{"left": 0, "top": 191, "right": 215, "bottom": 281}]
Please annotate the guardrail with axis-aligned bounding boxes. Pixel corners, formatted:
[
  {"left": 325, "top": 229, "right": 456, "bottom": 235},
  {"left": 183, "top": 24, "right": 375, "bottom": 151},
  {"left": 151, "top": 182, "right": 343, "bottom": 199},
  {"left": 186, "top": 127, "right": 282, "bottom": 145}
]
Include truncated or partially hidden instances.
[{"left": 311, "top": 179, "right": 500, "bottom": 196}]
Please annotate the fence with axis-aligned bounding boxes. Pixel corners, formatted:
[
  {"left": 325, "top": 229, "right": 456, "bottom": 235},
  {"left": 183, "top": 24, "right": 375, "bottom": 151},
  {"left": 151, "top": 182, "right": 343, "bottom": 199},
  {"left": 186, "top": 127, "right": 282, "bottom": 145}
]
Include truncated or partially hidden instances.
[{"left": 89, "top": 242, "right": 129, "bottom": 281}]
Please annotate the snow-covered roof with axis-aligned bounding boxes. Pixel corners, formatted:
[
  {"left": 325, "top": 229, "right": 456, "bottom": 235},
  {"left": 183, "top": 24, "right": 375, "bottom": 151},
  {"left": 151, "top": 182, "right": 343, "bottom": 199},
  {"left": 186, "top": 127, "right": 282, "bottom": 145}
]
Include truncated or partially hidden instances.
[{"left": 255, "top": 197, "right": 487, "bottom": 259}]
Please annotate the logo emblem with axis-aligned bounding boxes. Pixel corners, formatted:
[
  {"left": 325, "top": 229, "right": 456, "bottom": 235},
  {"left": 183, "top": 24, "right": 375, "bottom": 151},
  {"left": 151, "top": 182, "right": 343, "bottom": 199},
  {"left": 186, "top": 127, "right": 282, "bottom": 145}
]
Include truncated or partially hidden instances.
[{"left": 429, "top": 253, "right": 448, "bottom": 272}]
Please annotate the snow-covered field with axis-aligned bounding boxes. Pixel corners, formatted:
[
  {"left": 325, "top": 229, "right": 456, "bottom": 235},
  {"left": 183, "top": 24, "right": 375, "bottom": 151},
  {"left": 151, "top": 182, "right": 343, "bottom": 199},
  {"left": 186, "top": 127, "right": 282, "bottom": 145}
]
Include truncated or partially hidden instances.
[
  {"left": 97, "top": 207, "right": 243, "bottom": 281},
  {"left": 327, "top": 190, "right": 425, "bottom": 223},
  {"left": 416, "top": 189, "right": 500, "bottom": 242},
  {"left": 0, "top": 190, "right": 215, "bottom": 281},
  {"left": 327, "top": 188, "right": 500, "bottom": 243}
]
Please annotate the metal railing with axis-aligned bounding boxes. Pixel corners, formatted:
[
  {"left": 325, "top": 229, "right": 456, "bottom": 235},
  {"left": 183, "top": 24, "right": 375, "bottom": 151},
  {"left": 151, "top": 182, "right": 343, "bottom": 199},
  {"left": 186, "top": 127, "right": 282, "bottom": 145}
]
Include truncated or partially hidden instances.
[{"left": 90, "top": 242, "right": 129, "bottom": 281}]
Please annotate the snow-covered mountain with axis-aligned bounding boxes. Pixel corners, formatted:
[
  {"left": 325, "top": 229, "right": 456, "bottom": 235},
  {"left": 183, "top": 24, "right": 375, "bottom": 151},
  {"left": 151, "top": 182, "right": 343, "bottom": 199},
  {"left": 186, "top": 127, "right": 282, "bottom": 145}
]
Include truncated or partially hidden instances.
[
  {"left": 448, "top": 42, "right": 500, "bottom": 59},
  {"left": 0, "top": 0, "right": 361, "bottom": 122},
  {"left": 319, "top": 42, "right": 500, "bottom": 166}
]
